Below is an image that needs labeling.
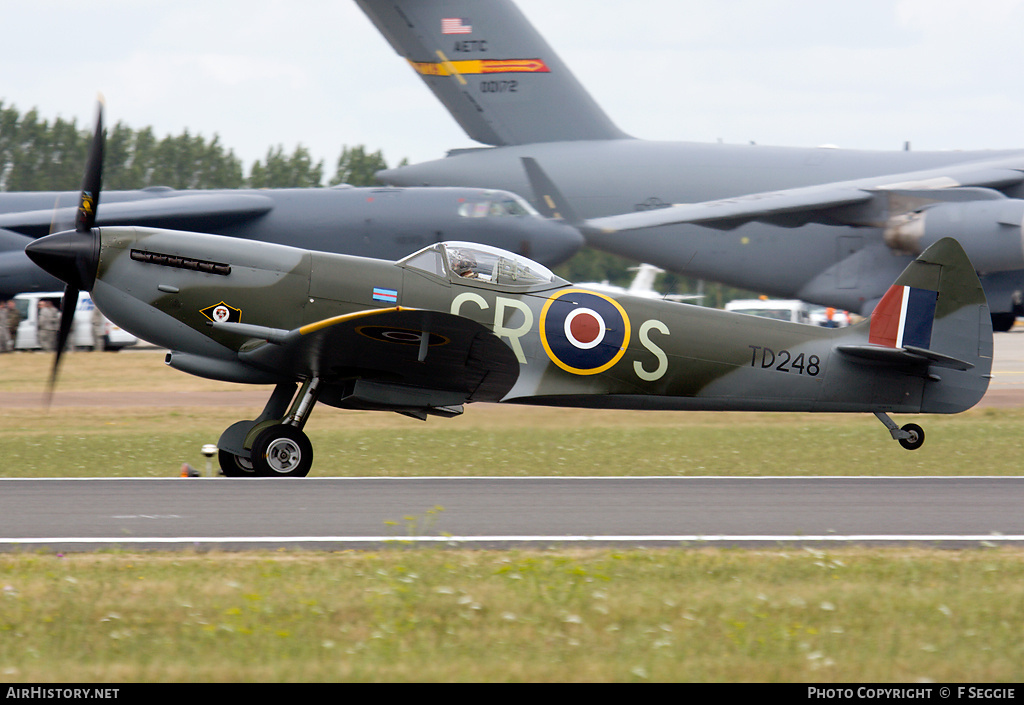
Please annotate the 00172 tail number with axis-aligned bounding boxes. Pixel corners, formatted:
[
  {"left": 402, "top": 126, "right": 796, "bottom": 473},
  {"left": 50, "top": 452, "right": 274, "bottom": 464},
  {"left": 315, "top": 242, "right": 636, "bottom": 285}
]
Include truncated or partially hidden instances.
[{"left": 481, "top": 80, "right": 518, "bottom": 93}]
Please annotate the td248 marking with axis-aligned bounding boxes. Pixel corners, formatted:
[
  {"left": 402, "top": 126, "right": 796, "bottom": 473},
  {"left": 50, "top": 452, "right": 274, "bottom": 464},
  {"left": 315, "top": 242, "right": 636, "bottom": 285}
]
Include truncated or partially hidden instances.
[{"left": 748, "top": 346, "right": 820, "bottom": 376}]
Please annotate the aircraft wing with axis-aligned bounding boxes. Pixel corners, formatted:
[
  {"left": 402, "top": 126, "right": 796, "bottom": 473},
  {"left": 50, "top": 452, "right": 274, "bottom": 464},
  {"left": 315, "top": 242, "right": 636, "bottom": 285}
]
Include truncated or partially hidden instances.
[
  {"left": 582, "top": 157, "right": 1024, "bottom": 233},
  {"left": 0, "top": 227, "right": 33, "bottom": 252},
  {"left": 0, "top": 193, "right": 275, "bottom": 235},
  {"left": 216, "top": 307, "right": 521, "bottom": 405}
]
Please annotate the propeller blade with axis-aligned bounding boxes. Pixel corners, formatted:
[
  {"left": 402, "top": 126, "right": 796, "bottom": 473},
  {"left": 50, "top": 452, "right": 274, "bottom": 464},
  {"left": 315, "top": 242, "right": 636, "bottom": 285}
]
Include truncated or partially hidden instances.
[
  {"left": 36, "top": 96, "right": 104, "bottom": 405},
  {"left": 75, "top": 99, "right": 105, "bottom": 234},
  {"left": 46, "top": 286, "right": 79, "bottom": 404},
  {"left": 49, "top": 194, "right": 74, "bottom": 236}
]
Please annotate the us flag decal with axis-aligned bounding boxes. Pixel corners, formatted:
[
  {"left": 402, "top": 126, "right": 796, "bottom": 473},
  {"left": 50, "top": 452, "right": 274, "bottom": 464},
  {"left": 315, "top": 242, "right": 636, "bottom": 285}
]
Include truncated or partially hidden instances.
[{"left": 441, "top": 18, "right": 472, "bottom": 34}]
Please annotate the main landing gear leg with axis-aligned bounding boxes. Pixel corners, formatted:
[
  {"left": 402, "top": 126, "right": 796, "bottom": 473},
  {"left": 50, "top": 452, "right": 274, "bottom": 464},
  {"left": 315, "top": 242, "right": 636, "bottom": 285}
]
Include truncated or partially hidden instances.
[
  {"left": 874, "top": 412, "right": 925, "bottom": 451},
  {"left": 217, "top": 378, "right": 322, "bottom": 477}
]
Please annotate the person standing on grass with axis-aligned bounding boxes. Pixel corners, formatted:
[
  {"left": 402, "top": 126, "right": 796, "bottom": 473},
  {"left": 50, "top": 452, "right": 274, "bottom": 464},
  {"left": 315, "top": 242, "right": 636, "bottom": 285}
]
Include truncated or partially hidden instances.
[
  {"left": 37, "top": 300, "right": 59, "bottom": 352},
  {"left": 0, "top": 300, "right": 9, "bottom": 352},
  {"left": 6, "top": 300, "right": 20, "bottom": 350}
]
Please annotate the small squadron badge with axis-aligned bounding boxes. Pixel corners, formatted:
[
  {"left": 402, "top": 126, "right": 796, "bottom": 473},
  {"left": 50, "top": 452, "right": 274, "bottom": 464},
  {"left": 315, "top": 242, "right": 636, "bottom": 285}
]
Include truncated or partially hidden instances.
[{"left": 200, "top": 301, "right": 242, "bottom": 324}]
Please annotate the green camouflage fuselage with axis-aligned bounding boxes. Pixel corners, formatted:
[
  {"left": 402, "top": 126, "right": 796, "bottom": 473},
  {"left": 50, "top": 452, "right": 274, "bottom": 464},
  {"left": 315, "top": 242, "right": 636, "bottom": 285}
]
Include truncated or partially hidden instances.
[{"left": 91, "top": 226, "right": 992, "bottom": 417}]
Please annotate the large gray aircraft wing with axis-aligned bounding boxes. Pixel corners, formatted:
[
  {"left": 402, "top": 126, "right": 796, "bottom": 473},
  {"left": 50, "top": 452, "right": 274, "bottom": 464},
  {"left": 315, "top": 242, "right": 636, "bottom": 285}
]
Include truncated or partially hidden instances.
[
  {"left": 582, "top": 157, "right": 1024, "bottom": 233},
  {"left": 0, "top": 193, "right": 274, "bottom": 236}
]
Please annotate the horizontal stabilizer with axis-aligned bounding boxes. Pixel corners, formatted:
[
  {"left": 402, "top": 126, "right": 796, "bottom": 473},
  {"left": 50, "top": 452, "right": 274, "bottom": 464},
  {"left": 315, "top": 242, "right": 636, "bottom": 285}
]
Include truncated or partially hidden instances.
[{"left": 836, "top": 344, "right": 974, "bottom": 371}]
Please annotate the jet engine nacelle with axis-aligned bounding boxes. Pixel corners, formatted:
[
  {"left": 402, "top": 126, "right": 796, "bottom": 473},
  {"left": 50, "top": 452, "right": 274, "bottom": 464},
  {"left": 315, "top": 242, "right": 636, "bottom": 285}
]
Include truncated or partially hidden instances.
[{"left": 884, "top": 199, "right": 1024, "bottom": 274}]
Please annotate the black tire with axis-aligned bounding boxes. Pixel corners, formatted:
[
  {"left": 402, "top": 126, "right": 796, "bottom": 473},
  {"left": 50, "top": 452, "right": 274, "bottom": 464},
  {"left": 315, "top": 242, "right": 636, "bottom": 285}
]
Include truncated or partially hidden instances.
[
  {"left": 219, "top": 449, "right": 256, "bottom": 477},
  {"left": 898, "top": 423, "right": 925, "bottom": 451},
  {"left": 251, "top": 424, "right": 313, "bottom": 478},
  {"left": 991, "top": 312, "right": 1016, "bottom": 332}
]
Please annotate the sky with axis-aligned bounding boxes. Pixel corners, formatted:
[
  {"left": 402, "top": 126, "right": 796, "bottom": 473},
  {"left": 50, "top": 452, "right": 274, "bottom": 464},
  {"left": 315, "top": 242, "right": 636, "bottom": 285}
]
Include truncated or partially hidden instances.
[{"left": 4, "top": 0, "right": 1024, "bottom": 174}]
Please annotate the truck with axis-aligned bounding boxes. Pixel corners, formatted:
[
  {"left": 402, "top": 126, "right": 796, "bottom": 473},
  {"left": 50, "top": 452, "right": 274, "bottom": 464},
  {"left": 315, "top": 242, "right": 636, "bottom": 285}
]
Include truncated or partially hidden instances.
[
  {"left": 724, "top": 298, "right": 852, "bottom": 327},
  {"left": 724, "top": 298, "right": 814, "bottom": 324}
]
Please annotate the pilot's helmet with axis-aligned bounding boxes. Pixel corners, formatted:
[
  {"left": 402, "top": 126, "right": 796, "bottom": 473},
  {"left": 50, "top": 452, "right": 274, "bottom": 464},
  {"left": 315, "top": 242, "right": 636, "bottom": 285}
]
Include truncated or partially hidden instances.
[{"left": 454, "top": 255, "right": 477, "bottom": 276}]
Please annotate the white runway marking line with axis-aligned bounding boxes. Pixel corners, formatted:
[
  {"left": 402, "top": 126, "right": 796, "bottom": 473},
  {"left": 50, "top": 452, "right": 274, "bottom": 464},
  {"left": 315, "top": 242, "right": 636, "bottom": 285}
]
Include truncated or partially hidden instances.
[
  {"left": 111, "top": 515, "right": 184, "bottom": 519},
  {"left": 2, "top": 535, "right": 1024, "bottom": 545},
  {"left": 1, "top": 475, "right": 1022, "bottom": 481}
]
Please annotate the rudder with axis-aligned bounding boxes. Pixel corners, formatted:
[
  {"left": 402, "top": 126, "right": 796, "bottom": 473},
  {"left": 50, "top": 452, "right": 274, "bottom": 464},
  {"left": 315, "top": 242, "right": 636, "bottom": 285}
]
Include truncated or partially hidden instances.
[{"left": 846, "top": 238, "right": 993, "bottom": 413}]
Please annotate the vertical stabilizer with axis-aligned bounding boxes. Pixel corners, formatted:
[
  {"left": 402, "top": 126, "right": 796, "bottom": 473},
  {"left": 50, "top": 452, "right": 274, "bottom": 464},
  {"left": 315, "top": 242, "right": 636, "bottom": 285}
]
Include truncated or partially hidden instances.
[
  {"left": 356, "top": 0, "right": 630, "bottom": 146},
  {"left": 628, "top": 264, "right": 666, "bottom": 295},
  {"left": 838, "top": 238, "right": 993, "bottom": 413}
]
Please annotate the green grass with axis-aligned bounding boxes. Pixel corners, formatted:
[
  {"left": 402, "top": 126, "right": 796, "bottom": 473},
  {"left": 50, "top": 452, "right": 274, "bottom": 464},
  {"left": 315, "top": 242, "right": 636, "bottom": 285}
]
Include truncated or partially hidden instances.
[
  {"left": 3, "top": 349, "right": 1022, "bottom": 477},
  {"left": 1, "top": 548, "right": 1022, "bottom": 682},
  {"left": 0, "top": 404, "right": 1021, "bottom": 477},
  {"left": 3, "top": 353, "right": 1024, "bottom": 682}
]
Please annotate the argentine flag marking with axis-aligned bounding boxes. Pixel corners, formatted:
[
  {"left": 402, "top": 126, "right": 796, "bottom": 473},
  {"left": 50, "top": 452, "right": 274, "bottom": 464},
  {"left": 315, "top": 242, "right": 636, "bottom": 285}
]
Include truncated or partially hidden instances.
[{"left": 372, "top": 287, "right": 398, "bottom": 304}]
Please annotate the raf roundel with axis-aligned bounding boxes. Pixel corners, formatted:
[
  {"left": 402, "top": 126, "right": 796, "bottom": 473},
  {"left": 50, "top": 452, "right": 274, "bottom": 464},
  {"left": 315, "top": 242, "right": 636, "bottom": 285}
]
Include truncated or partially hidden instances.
[{"left": 540, "top": 289, "right": 631, "bottom": 375}]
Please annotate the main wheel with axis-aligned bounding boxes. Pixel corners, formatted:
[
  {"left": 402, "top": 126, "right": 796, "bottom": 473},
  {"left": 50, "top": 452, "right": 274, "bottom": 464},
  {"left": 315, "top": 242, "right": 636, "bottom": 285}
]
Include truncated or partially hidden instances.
[
  {"left": 991, "top": 312, "right": 1016, "bottom": 332},
  {"left": 251, "top": 424, "right": 313, "bottom": 477},
  {"left": 219, "top": 449, "right": 256, "bottom": 477},
  {"left": 898, "top": 423, "right": 925, "bottom": 451}
]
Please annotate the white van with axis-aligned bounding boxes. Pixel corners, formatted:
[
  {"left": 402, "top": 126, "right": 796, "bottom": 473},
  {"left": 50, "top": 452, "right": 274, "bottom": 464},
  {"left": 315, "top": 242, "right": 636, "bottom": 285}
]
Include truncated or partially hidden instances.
[
  {"left": 725, "top": 299, "right": 813, "bottom": 324},
  {"left": 13, "top": 292, "right": 137, "bottom": 351}
]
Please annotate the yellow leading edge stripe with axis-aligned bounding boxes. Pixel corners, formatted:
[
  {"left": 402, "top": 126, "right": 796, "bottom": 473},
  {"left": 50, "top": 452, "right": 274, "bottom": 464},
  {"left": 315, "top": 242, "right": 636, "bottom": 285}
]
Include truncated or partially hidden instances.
[{"left": 299, "top": 306, "right": 410, "bottom": 336}]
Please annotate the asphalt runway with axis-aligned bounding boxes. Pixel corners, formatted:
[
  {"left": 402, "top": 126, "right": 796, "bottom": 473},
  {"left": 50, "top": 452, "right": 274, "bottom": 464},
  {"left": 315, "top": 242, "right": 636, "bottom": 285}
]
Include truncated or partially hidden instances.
[
  {"left": 2, "top": 332, "right": 1023, "bottom": 551},
  {"left": 1, "top": 477, "right": 1022, "bottom": 550},
  {"left": 986, "top": 329, "right": 1024, "bottom": 402}
]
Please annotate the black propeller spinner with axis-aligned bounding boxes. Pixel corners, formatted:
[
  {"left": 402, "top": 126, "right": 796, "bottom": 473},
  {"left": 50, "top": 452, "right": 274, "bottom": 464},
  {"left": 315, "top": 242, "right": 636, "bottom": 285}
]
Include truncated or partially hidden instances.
[{"left": 24, "top": 99, "right": 105, "bottom": 398}]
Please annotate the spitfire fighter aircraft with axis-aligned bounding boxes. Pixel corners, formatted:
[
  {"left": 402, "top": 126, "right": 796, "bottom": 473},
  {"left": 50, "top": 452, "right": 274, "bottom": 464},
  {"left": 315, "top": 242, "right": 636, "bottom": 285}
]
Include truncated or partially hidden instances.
[{"left": 27, "top": 110, "right": 993, "bottom": 477}]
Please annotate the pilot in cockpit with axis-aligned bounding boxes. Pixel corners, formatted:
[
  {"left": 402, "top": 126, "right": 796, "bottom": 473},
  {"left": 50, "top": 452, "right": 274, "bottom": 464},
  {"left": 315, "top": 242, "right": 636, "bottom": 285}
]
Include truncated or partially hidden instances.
[{"left": 454, "top": 255, "right": 479, "bottom": 278}]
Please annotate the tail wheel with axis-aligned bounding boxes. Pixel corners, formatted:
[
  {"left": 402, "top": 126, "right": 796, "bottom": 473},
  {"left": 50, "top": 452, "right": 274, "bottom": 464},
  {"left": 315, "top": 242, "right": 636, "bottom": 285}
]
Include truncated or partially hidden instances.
[
  {"left": 251, "top": 424, "right": 313, "bottom": 478},
  {"left": 898, "top": 423, "right": 925, "bottom": 451}
]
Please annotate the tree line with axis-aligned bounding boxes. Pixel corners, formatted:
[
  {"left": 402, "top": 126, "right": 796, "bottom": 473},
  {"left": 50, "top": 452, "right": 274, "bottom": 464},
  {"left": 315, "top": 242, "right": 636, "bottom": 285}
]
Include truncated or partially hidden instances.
[
  {"left": 0, "top": 101, "right": 390, "bottom": 191},
  {"left": 0, "top": 101, "right": 756, "bottom": 303}
]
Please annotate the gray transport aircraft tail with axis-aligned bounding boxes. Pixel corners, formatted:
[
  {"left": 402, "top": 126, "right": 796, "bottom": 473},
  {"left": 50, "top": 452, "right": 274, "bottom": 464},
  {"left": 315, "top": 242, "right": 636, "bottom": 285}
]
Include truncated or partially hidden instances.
[
  {"left": 355, "top": 0, "right": 629, "bottom": 146},
  {"left": 358, "top": 0, "right": 1024, "bottom": 331}
]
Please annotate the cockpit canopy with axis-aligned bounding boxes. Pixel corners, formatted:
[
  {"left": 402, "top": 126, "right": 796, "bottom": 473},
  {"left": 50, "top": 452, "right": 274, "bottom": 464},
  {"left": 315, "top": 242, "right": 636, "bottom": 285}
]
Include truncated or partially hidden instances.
[
  {"left": 400, "top": 241, "right": 565, "bottom": 289},
  {"left": 456, "top": 192, "right": 540, "bottom": 219}
]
